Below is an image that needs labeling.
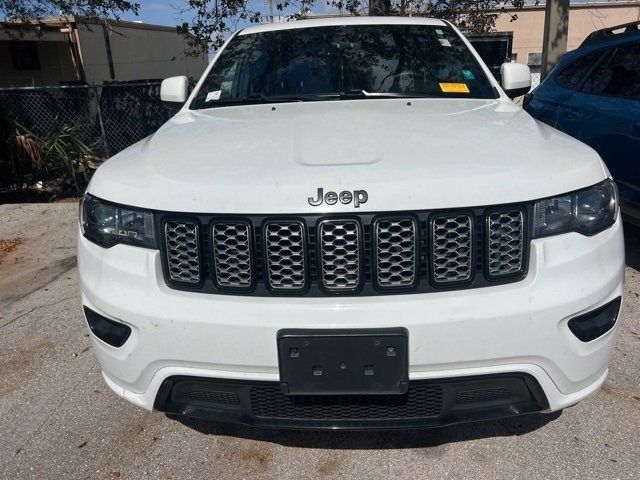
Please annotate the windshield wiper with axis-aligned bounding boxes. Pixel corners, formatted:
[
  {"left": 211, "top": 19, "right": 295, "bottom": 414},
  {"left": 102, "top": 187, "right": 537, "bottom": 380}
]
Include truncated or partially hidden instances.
[
  {"left": 337, "top": 89, "right": 437, "bottom": 99},
  {"left": 201, "top": 91, "right": 435, "bottom": 109},
  {"left": 202, "top": 93, "right": 323, "bottom": 108},
  {"left": 247, "top": 93, "right": 327, "bottom": 103}
]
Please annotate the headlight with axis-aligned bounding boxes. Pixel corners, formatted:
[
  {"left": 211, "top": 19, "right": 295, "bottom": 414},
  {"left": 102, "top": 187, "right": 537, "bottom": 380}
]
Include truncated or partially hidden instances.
[
  {"left": 80, "top": 194, "right": 156, "bottom": 248},
  {"left": 533, "top": 179, "right": 617, "bottom": 238}
]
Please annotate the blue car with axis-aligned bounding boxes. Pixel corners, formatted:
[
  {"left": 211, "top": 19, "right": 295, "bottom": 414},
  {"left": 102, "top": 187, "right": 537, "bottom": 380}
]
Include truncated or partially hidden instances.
[{"left": 524, "top": 21, "right": 640, "bottom": 222}]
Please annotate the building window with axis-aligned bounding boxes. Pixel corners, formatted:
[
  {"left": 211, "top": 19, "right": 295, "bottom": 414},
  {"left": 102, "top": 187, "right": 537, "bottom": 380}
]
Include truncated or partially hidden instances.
[
  {"left": 510, "top": 53, "right": 518, "bottom": 62},
  {"left": 527, "top": 52, "right": 542, "bottom": 68},
  {"left": 9, "top": 41, "right": 41, "bottom": 70}
]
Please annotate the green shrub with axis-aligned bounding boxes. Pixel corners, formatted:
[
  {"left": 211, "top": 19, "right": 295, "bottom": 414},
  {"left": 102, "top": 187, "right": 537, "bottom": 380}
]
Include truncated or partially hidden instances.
[{"left": 40, "top": 125, "right": 95, "bottom": 194}]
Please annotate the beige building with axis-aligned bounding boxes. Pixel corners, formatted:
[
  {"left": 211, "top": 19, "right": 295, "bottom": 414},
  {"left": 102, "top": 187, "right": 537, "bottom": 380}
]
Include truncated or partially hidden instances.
[
  {"left": 495, "top": 1, "right": 640, "bottom": 69},
  {"left": 0, "top": 17, "right": 208, "bottom": 87}
]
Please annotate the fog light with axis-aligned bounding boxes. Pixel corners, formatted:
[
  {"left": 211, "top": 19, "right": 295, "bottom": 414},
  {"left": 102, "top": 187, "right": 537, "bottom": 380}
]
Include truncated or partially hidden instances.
[
  {"left": 83, "top": 307, "right": 131, "bottom": 347},
  {"left": 568, "top": 297, "right": 621, "bottom": 342}
]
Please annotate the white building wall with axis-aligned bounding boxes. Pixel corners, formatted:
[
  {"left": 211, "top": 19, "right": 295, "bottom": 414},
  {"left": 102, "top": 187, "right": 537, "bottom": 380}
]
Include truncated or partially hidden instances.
[{"left": 76, "top": 21, "right": 208, "bottom": 84}]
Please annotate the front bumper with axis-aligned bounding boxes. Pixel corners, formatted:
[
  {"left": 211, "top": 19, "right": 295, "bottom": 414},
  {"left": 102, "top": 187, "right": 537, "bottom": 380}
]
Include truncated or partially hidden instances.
[
  {"left": 153, "top": 373, "right": 549, "bottom": 430},
  {"left": 78, "top": 216, "right": 625, "bottom": 425}
]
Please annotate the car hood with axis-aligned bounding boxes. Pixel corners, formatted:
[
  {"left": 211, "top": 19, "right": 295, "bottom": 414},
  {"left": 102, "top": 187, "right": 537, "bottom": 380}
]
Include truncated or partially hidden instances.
[{"left": 89, "top": 98, "right": 607, "bottom": 213}]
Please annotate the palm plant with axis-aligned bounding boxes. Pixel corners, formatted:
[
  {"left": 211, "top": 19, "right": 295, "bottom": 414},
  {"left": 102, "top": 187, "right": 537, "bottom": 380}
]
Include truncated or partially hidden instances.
[
  {"left": 2, "top": 124, "right": 45, "bottom": 191},
  {"left": 1, "top": 100, "right": 98, "bottom": 194},
  {"left": 40, "top": 125, "right": 94, "bottom": 193}
]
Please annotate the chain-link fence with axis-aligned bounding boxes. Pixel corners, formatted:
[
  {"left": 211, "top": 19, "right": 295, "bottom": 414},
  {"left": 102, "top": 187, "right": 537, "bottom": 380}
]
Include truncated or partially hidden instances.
[
  {"left": 530, "top": 70, "right": 542, "bottom": 90},
  {"left": 0, "top": 82, "right": 181, "bottom": 158}
]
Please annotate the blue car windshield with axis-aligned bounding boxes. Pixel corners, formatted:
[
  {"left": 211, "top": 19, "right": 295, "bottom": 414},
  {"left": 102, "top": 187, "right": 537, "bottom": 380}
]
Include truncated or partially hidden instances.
[{"left": 191, "top": 24, "right": 497, "bottom": 109}]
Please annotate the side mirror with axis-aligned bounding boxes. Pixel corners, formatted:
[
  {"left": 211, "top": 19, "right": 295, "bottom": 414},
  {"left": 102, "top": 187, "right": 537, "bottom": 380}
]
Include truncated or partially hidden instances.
[
  {"left": 500, "top": 63, "right": 531, "bottom": 99},
  {"left": 160, "top": 76, "right": 189, "bottom": 103}
]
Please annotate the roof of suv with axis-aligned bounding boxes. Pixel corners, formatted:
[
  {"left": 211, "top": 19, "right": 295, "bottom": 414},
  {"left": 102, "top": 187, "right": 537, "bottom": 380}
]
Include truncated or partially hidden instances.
[
  {"left": 579, "top": 19, "right": 640, "bottom": 48},
  {"left": 560, "top": 22, "right": 640, "bottom": 65},
  {"left": 239, "top": 16, "right": 447, "bottom": 36},
  {"left": 561, "top": 19, "right": 640, "bottom": 62}
]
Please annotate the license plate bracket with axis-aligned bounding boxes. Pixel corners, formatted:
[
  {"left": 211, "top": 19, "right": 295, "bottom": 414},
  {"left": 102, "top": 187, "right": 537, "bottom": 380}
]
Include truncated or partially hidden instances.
[{"left": 277, "top": 328, "right": 409, "bottom": 395}]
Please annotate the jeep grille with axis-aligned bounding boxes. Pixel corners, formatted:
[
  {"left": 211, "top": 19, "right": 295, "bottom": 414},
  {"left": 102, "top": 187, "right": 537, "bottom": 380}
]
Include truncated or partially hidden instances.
[
  {"left": 318, "top": 219, "right": 362, "bottom": 291},
  {"left": 163, "top": 221, "right": 201, "bottom": 285},
  {"left": 264, "top": 221, "right": 306, "bottom": 291},
  {"left": 487, "top": 210, "right": 525, "bottom": 278},
  {"left": 375, "top": 217, "right": 417, "bottom": 288},
  {"left": 211, "top": 221, "right": 253, "bottom": 289},
  {"left": 159, "top": 206, "right": 529, "bottom": 296},
  {"left": 431, "top": 214, "right": 473, "bottom": 284}
]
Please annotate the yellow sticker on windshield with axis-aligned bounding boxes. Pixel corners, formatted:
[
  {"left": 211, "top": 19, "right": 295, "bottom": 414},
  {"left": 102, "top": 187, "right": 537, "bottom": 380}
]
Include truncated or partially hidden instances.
[{"left": 439, "top": 83, "right": 470, "bottom": 93}]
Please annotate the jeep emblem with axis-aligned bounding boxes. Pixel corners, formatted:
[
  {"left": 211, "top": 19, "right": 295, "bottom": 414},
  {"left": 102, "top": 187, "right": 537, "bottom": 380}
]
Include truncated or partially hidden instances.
[{"left": 308, "top": 188, "right": 368, "bottom": 208}]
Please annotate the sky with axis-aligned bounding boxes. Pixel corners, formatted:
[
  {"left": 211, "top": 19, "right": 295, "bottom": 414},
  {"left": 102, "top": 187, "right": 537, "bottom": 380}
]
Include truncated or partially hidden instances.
[
  {"left": 120, "top": 1, "right": 188, "bottom": 27},
  {"left": 118, "top": 0, "right": 617, "bottom": 28},
  {"left": 119, "top": 0, "right": 334, "bottom": 28}
]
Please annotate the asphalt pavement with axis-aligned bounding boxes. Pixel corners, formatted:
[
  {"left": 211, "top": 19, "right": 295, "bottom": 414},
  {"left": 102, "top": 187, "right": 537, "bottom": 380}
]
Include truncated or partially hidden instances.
[{"left": 0, "top": 202, "right": 638, "bottom": 479}]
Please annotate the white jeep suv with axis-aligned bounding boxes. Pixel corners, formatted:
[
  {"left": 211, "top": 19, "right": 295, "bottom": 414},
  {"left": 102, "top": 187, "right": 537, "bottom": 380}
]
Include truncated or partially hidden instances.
[{"left": 78, "top": 17, "right": 625, "bottom": 429}]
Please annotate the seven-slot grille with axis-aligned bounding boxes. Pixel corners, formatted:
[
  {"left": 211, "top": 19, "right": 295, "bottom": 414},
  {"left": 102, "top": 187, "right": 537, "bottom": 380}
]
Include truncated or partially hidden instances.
[{"left": 160, "top": 207, "right": 528, "bottom": 296}]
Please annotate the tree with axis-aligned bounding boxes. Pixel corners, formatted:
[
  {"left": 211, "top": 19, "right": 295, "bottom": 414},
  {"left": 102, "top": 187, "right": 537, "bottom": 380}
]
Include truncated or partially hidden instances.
[
  {"left": 0, "top": 0, "right": 526, "bottom": 59},
  {"left": 414, "top": 0, "right": 527, "bottom": 34},
  {"left": 369, "top": 0, "right": 391, "bottom": 15},
  {"left": 178, "top": 0, "right": 526, "bottom": 56},
  {"left": 0, "top": 0, "right": 140, "bottom": 23}
]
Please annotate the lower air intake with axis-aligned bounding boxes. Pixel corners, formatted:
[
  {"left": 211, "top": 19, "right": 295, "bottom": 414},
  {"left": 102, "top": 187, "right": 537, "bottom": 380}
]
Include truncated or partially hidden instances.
[{"left": 250, "top": 384, "right": 443, "bottom": 420}]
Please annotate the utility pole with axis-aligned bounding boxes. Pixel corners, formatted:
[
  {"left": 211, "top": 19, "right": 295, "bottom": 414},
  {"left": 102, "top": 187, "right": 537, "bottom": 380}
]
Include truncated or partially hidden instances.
[
  {"left": 268, "top": 0, "right": 274, "bottom": 23},
  {"left": 540, "top": 0, "right": 570, "bottom": 80}
]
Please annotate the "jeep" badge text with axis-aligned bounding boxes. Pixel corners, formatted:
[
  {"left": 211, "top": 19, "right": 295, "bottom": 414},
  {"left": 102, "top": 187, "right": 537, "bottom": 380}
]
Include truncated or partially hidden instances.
[{"left": 308, "top": 188, "right": 368, "bottom": 208}]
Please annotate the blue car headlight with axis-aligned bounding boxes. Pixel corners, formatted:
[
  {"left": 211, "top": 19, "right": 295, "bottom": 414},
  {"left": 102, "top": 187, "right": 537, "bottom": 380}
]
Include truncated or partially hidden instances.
[{"left": 533, "top": 179, "right": 618, "bottom": 238}]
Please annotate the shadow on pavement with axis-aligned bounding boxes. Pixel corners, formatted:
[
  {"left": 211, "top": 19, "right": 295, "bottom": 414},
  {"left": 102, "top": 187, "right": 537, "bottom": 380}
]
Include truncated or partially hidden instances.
[
  {"left": 624, "top": 221, "right": 640, "bottom": 272},
  {"left": 170, "top": 411, "right": 562, "bottom": 449}
]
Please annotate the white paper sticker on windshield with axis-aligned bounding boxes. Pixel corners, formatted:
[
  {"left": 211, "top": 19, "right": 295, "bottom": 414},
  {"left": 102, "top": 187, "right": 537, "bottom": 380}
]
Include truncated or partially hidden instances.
[
  {"left": 438, "top": 39, "right": 451, "bottom": 47},
  {"left": 205, "top": 90, "right": 222, "bottom": 102},
  {"left": 435, "top": 29, "right": 444, "bottom": 35}
]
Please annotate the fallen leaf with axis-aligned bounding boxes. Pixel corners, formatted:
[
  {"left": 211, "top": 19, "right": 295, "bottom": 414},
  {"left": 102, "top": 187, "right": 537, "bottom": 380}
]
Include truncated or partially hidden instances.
[
  {"left": 0, "top": 237, "right": 22, "bottom": 264},
  {"left": 632, "top": 395, "right": 640, "bottom": 402},
  {"left": 77, "top": 441, "right": 88, "bottom": 449},
  {"left": 113, "top": 471, "right": 121, "bottom": 478}
]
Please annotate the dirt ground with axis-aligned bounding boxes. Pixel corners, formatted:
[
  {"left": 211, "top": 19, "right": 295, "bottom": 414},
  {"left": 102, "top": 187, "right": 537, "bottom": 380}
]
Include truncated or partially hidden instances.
[{"left": 0, "top": 202, "right": 638, "bottom": 480}]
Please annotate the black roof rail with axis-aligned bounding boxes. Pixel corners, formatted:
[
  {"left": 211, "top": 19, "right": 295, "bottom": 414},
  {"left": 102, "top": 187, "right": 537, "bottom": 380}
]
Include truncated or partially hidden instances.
[{"left": 580, "top": 20, "right": 640, "bottom": 47}]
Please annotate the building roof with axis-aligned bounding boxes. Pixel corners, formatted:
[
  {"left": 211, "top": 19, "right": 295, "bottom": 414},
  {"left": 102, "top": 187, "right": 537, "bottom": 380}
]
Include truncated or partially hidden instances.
[
  {"left": 498, "top": 0, "right": 640, "bottom": 12},
  {"left": 239, "top": 16, "right": 446, "bottom": 35},
  {"left": 0, "top": 15, "right": 180, "bottom": 33}
]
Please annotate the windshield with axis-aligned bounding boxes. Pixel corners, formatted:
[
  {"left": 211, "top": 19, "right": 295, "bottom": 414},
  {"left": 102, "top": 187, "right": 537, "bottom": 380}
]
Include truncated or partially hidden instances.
[{"left": 191, "top": 24, "right": 497, "bottom": 109}]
